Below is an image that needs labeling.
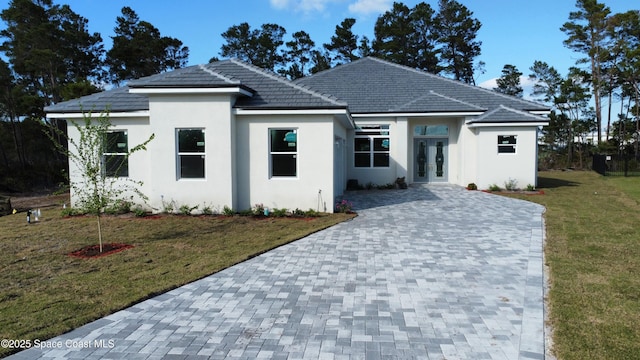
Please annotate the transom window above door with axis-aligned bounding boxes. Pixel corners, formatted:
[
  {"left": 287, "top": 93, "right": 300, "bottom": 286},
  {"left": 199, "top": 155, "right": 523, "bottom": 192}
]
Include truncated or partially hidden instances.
[{"left": 414, "top": 125, "right": 449, "bottom": 136}]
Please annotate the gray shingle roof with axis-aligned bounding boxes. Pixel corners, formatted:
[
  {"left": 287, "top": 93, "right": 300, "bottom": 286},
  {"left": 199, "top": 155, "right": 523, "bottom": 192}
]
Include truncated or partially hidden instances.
[
  {"left": 43, "top": 86, "right": 149, "bottom": 113},
  {"left": 45, "top": 59, "right": 346, "bottom": 113},
  {"left": 468, "top": 105, "right": 548, "bottom": 124},
  {"left": 296, "top": 57, "right": 549, "bottom": 115},
  {"left": 45, "top": 57, "right": 549, "bottom": 123}
]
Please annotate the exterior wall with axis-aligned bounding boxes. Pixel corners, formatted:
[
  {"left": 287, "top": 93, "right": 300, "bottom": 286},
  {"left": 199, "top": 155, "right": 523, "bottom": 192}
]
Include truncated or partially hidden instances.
[
  {"left": 67, "top": 116, "right": 153, "bottom": 209},
  {"left": 236, "top": 114, "right": 338, "bottom": 213},
  {"left": 347, "top": 118, "right": 399, "bottom": 186},
  {"left": 145, "top": 94, "right": 236, "bottom": 212},
  {"left": 473, "top": 126, "right": 540, "bottom": 190}
]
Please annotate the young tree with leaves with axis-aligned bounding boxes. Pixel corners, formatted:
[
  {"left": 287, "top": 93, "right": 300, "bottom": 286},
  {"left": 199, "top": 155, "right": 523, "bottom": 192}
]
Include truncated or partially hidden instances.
[
  {"left": 433, "top": 0, "right": 482, "bottom": 84},
  {"left": 494, "top": 64, "right": 523, "bottom": 97},
  {"left": 106, "top": 7, "right": 189, "bottom": 84},
  {"left": 52, "top": 110, "right": 154, "bottom": 252}
]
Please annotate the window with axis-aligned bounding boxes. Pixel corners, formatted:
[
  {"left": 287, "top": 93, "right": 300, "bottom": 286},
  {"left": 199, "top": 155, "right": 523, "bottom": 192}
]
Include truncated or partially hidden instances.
[
  {"left": 270, "top": 129, "right": 297, "bottom": 177},
  {"left": 414, "top": 125, "right": 449, "bottom": 136},
  {"left": 103, "top": 131, "right": 128, "bottom": 177},
  {"left": 354, "top": 125, "right": 389, "bottom": 167},
  {"left": 177, "top": 129, "right": 205, "bottom": 178},
  {"left": 498, "top": 135, "right": 517, "bottom": 153}
]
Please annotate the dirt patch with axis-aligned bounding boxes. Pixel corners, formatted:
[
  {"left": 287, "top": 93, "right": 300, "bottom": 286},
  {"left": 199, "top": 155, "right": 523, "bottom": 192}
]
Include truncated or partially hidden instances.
[
  {"left": 69, "top": 243, "right": 134, "bottom": 259},
  {"left": 7, "top": 193, "right": 69, "bottom": 211}
]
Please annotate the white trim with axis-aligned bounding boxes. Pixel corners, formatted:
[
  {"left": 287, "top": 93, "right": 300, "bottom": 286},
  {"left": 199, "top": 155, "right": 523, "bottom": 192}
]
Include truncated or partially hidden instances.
[
  {"left": 47, "top": 111, "right": 150, "bottom": 119},
  {"left": 352, "top": 111, "right": 484, "bottom": 118},
  {"left": 467, "top": 121, "right": 548, "bottom": 128},
  {"left": 129, "top": 87, "right": 253, "bottom": 96},
  {"left": 235, "top": 108, "right": 348, "bottom": 116},
  {"left": 529, "top": 110, "right": 552, "bottom": 115}
]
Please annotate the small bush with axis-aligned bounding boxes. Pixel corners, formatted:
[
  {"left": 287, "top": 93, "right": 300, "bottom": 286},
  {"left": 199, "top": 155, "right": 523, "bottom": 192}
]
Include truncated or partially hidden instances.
[
  {"left": 504, "top": 178, "right": 518, "bottom": 191},
  {"left": 252, "top": 203, "right": 265, "bottom": 216},
  {"left": 488, "top": 184, "right": 501, "bottom": 191},
  {"left": 467, "top": 183, "right": 478, "bottom": 190},
  {"left": 271, "top": 208, "right": 288, "bottom": 217},
  {"left": 292, "top": 208, "right": 306, "bottom": 217},
  {"left": 106, "top": 198, "right": 132, "bottom": 215},
  {"left": 179, "top": 204, "right": 198, "bottom": 215},
  {"left": 335, "top": 199, "right": 353, "bottom": 213},
  {"left": 201, "top": 205, "right": 214, "bottom": 215},
  {"left": 133, "top": 206, "right": 147, "bottom": 217},
  {"left": 222, "top": 205, "right": 234, "bottom": 216},
  {"left": 61, "top": 207, "right": 85, "bottom": 217},
  {"left": 526, "top": 184, "right": 536, "bottom": 191},
  {"left": 305, "top": 208, "right": 321, "bottom": 217}
]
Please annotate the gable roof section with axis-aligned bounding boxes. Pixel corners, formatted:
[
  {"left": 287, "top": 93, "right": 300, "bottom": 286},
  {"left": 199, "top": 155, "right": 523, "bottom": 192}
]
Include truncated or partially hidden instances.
[
  {"left": 468, "top": 105, "right": 548, "bottom": 125},
  {"left": 44, "top": 86, "right": 149, "bottom": 114},
  {"left": 45, "top": 59, "right": 347, "bottom": 114},
  {"left": 296, "top": 57, "right": 549, "bottom": 115}
]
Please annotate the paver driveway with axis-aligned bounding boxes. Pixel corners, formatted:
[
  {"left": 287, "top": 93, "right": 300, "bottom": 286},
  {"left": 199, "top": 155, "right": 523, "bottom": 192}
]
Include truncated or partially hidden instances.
[{"left": 9, "top": 185, "right": 546, "bottom": 360}]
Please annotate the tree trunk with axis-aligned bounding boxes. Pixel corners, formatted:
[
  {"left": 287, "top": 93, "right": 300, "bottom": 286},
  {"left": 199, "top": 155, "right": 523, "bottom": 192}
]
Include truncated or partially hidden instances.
[{"left": 97, "top": 214, "right": 103, "bottom": 253}]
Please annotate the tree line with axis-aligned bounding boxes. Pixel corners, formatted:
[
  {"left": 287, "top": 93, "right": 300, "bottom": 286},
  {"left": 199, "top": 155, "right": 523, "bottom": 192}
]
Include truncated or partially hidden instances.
[
  {"left": 494, "top": 1, "right": 640, "bottom": 169},
  {"left": 1, "top": 0, "right": 638, "bottom": 192}
]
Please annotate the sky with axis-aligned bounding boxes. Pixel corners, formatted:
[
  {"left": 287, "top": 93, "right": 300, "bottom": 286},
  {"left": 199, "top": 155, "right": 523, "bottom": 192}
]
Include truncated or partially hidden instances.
[{"left": 0, "top": 0, "right": 637, "bottom": 95}]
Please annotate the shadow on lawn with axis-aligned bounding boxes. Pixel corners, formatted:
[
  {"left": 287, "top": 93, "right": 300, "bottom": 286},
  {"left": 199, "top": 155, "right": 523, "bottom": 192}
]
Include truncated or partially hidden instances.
[{"left": 538, "top": 176, "right": 580, "bottom": 189}]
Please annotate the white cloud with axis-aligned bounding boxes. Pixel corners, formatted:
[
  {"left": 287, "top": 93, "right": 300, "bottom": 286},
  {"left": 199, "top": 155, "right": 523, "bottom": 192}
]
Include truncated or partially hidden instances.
[
  {"left": 270, "top": 0, "right": 291, "bottom": 9},
  {"left": 479, "top": 76, "right": 539, "bottom": 101},
  {"left": 270, "top": 0, "right": 339, "bottom": 14},
  {"left": 348, "top": 0, "right": 392, "bottom": 16}
]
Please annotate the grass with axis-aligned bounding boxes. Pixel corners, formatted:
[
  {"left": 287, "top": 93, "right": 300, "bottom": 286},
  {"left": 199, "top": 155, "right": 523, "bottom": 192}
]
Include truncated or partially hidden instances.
[
  {"left": 0, "top": 204, "right": 354, "bottom": 358},
  {"left": 505, "top": 171, "right": 640, "bottom": 360}
]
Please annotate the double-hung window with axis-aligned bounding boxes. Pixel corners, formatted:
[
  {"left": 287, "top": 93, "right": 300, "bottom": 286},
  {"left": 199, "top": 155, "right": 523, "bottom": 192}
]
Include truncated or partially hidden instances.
[
  {"left": 177, "top": 129, "right": 205, "bottom": 179},
  {"left": 270, "top": 129, "right": 297, "bottom": 177},
  {"left": 498, "top": 135, "right": 517, "bottom": 154},
  {"left": 103, "top": 131, "right": 128, "bottom": 177},
  {"left": 354, "top": 125, "right": 390, "bottom": 167}
]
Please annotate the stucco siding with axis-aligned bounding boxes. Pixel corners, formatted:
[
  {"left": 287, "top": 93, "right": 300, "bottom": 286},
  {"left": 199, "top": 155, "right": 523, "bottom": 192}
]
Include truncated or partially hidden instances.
[
  {"left": 146, "top": 94, "right": 236, "bottom": 212},
  {"left": 236, "top": 114, "right": 337, "bottom": 213},
  {"left": 474, "top": 126, "right": 539, "bottom": 190}
]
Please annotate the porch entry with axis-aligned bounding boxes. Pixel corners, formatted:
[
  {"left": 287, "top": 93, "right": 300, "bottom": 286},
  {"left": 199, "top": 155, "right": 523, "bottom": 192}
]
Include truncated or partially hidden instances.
[{"left": 414, "top": 138, "right": 448, "bottom": 182}]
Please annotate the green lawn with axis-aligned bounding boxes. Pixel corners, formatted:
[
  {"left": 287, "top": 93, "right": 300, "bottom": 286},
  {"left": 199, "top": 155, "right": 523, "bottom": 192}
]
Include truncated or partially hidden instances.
[
  {"left": 0, "top": 206, "right": 354, "bottom": 358},
  {"left": 507, "top": 171, "right": 640, "bottom": 360}
]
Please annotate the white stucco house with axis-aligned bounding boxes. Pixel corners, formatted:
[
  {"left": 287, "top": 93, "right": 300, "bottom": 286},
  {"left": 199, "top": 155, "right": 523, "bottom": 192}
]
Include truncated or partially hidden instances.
[{"left": 45, "top": 57, "right": 549, "bottom": 213}]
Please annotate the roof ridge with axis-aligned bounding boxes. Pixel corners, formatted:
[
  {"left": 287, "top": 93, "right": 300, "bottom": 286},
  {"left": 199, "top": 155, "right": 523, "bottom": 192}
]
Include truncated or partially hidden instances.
[
  {"left": 428, "top": 90, "right": 487, "bottom": 110},
  {"left": 229, "top": 59, "right": 347, "bottom": 107},
  {"left": 198, "top": 64, "right": 241, "bottom": 84},
  {"left": 474, "top": 104, "right": 547, "bottom": 122},
  {"left": 366, "top": 57, "right": 548, "bottom": 110}
]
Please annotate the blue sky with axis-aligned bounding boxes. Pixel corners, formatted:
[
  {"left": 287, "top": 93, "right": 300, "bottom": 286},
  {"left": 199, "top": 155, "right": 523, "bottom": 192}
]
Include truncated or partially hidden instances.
[{"left": 0, "top": 0, "right": 637, "bottom": 93}]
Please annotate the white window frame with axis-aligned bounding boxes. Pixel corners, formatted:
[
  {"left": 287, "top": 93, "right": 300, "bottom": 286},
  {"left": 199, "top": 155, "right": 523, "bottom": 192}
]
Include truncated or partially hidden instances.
[
  {"left": 354, "top": 124, "right": 390, "bottom": 168},
  {"left": 498, "top": 135, "right": 517, "bottom": 154},
  {"left": 176, "top": 128, "right": 206, "bottom": 179},
  {"left": 269, "top": 128, "right": 298, "bottom": 178},
  {"left": 103, "top": 130, "right": 128, "bottom": 177}
]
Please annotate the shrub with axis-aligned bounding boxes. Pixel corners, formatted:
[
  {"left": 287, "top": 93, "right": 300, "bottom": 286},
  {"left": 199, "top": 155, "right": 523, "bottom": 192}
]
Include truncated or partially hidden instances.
[
  {"left": 335, "top": 199, "right": 353, "bottom": 213},
  {"left": 488, "top": 184, "right": 501, "bottom": 191},
  {"left": 526, "top": 184, "right": 536, "bottom": 191},
  {"left": 106, "top": 198, "right": 132, "bottom": 215},
  {"left": 504, "top": 178, "right": 518, "bottom": 191},
  {"left": 201, "top": 205, "right": 214, "bottom": 215},
  {"left": 133, "top": 206, "right": 147, "bottom": 217},
  {"left": 179, "top": 204, "right": 198, "bottom": 215},
  {"left": 271, "top": 208, "right": 288, "bottom": 217},
  {"left": 292, "top": 208, "right": 306, "bottom": 217},
  {"left": 222, "top": 205, "right": 234, "bottom": 216},
  {"left": 305, "top": 208, "right": 321, "bottom": 217},
  {"left": 252, "top": 203, "right": 265, "bottom": 216},
  {"left": 467, "top": 183, "right": 478, "bottom": 190}
]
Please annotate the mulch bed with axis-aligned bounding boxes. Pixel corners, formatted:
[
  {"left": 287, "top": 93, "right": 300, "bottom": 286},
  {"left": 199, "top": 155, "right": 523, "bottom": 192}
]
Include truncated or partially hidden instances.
[{"left": 69, "top": 243, "right": 134, "bottom": 259}]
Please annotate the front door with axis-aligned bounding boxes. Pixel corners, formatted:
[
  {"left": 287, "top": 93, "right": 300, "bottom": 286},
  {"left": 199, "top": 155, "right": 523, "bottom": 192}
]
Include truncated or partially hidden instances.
[{"left": 414, "top": 138, "right": 448, "bottom": 182}]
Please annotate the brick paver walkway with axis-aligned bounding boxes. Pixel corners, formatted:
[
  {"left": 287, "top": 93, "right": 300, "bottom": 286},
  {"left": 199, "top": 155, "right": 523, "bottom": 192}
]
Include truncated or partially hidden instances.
[{"left": 9, "top": 185, "right": 547, "bottom": 359}]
